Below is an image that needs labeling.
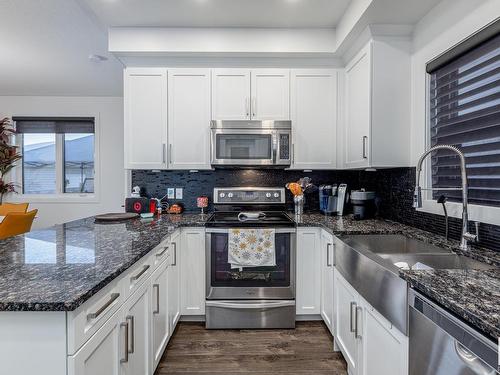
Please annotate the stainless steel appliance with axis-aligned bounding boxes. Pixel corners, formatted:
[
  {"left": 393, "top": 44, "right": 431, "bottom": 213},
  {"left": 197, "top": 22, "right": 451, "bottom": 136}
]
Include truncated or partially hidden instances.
[
  {"left": 210, "top": 120, "right": 292, "bottom": 167},
  {"left": 409, "top": 289, "right": 499, "bottom": 375},
  {"left": 205, "top": 187, "right": 296, "bottom": 329}
]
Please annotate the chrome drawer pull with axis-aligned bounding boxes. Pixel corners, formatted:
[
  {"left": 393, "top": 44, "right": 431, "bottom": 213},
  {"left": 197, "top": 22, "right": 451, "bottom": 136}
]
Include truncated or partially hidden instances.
[
  {"left": 171, "top": 242, "right": 177, "bottom": 266},
  {"left": 87, "top": 293, "right": 120, "bottom": 320},
  {"left": 326, "top": 243, "right": 333, "bottom": 267},
  {"left": 355, "top": 306, "right": 362, "bottom": 339},
  {"left": 153, "top": 284, "right": 160, "bottom": 314},
  {"left": 156, "top": 246, "right": 168, "bottom": 257},
  {"left": 120, "top": 321, "right": 129, "bottom": 363},
  {"left": 350, "top": 302, "right": 356, "bottom": 333},
  {"left": 126, "top": 315, "right": 135, "bottom": 354},
  {"left": 130, "top": 265, "right": 150, "bottom": 282}
]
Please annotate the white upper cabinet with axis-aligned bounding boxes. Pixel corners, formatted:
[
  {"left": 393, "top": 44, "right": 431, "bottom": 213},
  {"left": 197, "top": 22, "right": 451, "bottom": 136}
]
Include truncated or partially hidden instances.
[
  {"left": 290, "top": 69, "right": 338, "bottom": 169},
  {"left": 212, "top": 69, "right": 251, "bottom": 120},
  {"left": 212, "top": 69, "right": 290, "bottom": 121},
  {"left": 250, "top": 69, "right": 290, "bottom": 120},
  {"left": 124, "top": 68, "right": 167, "bottom": 169},
  {"left": 343, "top": 39, "right": 410, "bottom": 169},
  {"left": 167, "top": 69, "right": 211, "bottom": 169}
]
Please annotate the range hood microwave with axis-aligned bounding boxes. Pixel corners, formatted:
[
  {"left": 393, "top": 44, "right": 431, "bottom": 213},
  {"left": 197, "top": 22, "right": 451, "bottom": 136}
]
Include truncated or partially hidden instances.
[{"left": 210, "top": 120, "right": 292, "bottom": 168}]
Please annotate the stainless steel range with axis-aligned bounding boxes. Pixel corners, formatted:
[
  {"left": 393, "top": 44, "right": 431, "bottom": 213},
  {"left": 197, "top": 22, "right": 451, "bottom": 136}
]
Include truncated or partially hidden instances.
[{"left": 205, "top": 187, "right": 296, "bottom": 329}]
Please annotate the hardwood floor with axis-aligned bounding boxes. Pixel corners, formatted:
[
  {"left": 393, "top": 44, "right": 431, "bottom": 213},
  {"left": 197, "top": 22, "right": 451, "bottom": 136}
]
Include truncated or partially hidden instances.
[{"left": 155, "top": 321, "right": 347, "bottom": 375}]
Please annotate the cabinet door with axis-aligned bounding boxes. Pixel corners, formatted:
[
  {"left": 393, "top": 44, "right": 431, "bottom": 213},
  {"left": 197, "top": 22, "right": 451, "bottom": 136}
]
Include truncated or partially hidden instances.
[
  {"left": 361, "top": 302, "right": 408, "bottom": 375},
  {"left": 168, "top": 231, "right": 181, "bottom": 330},
  {"left": 151, "top": 261, "right": 169, "bottom": 369},
  {"left": 121, "top": 282, "right": 151, "bottom": 375},
  {"left": 251, "top": 69, "right": 290, "bottom": 120},
  {"left": 290, "top": 70, "right": 337, "bottom": 169},
  {"left": 296, "top": 229, "right": 321, "bottom": 315},
  {"left": 212, "top": 69, "right": 250, "bottom": 120},
  {"left": 345, "top": 44, "right": 371, "bottom": 168},
  {"left": 320, "top": 230, "right": 334, "bottom": 332},
  {"left": 68, "top": 310, "right": 122, "bottom": 375},
  {"left": 334, "top": 269, "right": 360, "bottom": 375},
  {"left": 167, "top": 69, "right": 211, "bottom": 170},
  {"left": 180, "top": 228, "right": 206, "bottom": 315},
  {"left": 124, "top": 68, "right": 167, "bottom": 169}
]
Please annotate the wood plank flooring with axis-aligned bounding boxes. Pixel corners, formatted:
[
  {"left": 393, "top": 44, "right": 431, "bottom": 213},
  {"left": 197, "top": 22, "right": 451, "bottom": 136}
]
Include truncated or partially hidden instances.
[{"left": 155, "top": 321, "right": 347, "bottom": 375}]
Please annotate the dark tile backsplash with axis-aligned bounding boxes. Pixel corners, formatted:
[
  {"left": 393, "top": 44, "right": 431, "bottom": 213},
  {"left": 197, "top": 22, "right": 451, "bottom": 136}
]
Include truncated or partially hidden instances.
[{"left": 132, "top": 167, "right": 500, "bottom": 252}]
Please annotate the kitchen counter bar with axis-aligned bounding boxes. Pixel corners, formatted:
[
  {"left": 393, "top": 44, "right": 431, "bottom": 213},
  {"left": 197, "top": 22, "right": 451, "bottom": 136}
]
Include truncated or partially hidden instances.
[{"left": 0, "top": 212, "right": 498, "bottom": 342}]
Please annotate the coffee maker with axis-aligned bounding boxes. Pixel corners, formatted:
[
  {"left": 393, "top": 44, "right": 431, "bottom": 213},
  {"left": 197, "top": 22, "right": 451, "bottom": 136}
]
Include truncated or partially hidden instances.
[{"left": 319, "top": 184, "right": 348, "bottom": 216}]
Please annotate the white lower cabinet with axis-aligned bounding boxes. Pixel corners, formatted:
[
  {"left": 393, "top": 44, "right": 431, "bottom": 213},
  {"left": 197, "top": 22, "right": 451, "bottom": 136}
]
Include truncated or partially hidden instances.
[
  {"left": 296, "top": 228, "right": 321, "bottom": 315},
  {"left": 68, "top": 310, "right": 123, "bottom": 375},
  {"left": 121, "top": 281, "right": 151, "bottom": 375},
  {"left": 360, "top": 302, "right": 408, "bottom": 375},
  {"left": 320, "top": 230, "right": 335, "bottom": 333},
  {"left": 333, "top": 268, "right": 408, "bottom": 375},
  {"left": 168, "top": 230, "right": 181, "bottom": 330},
  {"left": 151, "top": 260, "right": 170, "bottom": 369},
  {"left": 180, "top": 228, "right": 206, "bottom": 315}
]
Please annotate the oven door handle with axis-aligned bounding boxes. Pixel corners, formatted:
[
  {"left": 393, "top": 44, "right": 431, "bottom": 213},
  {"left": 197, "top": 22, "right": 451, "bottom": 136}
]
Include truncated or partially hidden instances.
[
  {"left": 205, "top": 228, "right": 296, "bottom": 234},
  {"left": 206, "top": 301, "right": 295, "bottom": 309}
]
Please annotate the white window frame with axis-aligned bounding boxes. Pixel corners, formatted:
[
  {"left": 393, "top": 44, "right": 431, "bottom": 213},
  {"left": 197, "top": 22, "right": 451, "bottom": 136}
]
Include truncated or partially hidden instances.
[
  {"left": 418, "top": 73, "right": 500, "bottom": 226},
  {"left": 8, "top": 114, "right": 100, "bottom": 204}
]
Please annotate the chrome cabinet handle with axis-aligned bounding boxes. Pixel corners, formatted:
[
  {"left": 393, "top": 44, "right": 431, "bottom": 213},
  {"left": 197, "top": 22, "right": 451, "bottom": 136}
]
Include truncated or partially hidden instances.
[
  {"left": 355, "top": 306, "right": 362, "bottom": 339},
  {"left": 252, "top": 97, "right": 256, "bottom": 117},
  {"left": 126, "top": 315, "right": 135, "bottom": 354},
  {"left": 171, "top": 242, "right": 177, "bottom": 266},
  {"left": 362, "top": 136, "right": 368, "bottom": 159},
  {"left": 87, "top": 293, "right": 120, "bottom": 320},
  {"left": 291, "top": 144, "right": 295, "bottom": 165},
  {"left": 130, "top": 265, "right": 150, "bottom": 282},
  {"left": 153, "top": 284, "right": 160, "bottom": 314},
  {"left": 350, "top": 302, "right": 356, "bottom": 333},
  {"left": 156, "top": 246, "right": 168, "bottom": 257},
  {"left": 245, "top": 98, "right": 250, "bottom": 118},
  {"left": 169, "top": 144, "right": 173, "bottom": 164},
  {"left": 120, "top": 321, "right": 129, "bottom": 363},
  {"left": 162, "top": 143, "right": 166, "bottom": 164},
  {"left": 326, "top": 243, "right": 333, "bottom": 267}
]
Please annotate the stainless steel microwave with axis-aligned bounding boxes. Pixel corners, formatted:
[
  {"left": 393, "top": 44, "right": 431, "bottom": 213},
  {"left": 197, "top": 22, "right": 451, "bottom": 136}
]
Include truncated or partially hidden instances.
[{"left": 210, "top": 120, "right": 292, "bottom": 167}]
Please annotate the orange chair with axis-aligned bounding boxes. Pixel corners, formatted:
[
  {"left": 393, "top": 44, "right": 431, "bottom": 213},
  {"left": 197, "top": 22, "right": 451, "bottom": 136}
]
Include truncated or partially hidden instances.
[
  {"left": 0, "top": 209, "right": 38, "bottom": 239},
  {"left": 0, "top": 202, "right": 29, "bottom": 215}
]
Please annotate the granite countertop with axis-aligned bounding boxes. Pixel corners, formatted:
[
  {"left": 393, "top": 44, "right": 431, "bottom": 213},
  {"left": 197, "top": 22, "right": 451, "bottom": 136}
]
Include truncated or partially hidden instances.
[
  {"left": 0, "top": 213, "right": 208, "bottom": 312},
  {"left": 401, "top": 269, "right": 500, "bottom": 341},
  {"left": 0, "top": 211, "right": 498, "bottom": 342}
]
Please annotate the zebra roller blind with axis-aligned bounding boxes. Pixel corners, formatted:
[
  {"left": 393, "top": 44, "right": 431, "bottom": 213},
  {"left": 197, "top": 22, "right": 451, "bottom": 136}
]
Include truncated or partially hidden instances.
[{"left": 428, "top": 29, "right": 500, "bottom": 207}]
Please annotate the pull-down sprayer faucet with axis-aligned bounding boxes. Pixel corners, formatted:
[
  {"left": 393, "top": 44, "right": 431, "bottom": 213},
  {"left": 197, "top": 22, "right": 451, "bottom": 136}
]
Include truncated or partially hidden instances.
[{"left": 413, "top": 144, "right": 478, "bottom": 251}]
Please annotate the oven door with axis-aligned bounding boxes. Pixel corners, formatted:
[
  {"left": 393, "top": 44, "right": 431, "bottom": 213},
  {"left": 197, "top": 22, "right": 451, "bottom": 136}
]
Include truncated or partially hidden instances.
[
  {"left": 211, "top": 129, "right": 275, "bottom": 166},
  {"left": 206, "top": 228, "right": 295, "bottom": 300}
]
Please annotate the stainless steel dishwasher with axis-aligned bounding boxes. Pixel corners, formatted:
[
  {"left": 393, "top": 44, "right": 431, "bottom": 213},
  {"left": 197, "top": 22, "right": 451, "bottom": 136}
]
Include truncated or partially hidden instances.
[{"left": 409, "top": 289, "right": 499, "bottom": 375}]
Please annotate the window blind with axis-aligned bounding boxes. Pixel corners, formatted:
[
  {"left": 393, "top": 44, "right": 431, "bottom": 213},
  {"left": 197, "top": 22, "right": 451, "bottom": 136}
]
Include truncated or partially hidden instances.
[
  {"left": 428, "top": 31, "right": 500, "bottom": 206},
  {"left": 13, "top": 117, "right": 95, "bottom": 134}
]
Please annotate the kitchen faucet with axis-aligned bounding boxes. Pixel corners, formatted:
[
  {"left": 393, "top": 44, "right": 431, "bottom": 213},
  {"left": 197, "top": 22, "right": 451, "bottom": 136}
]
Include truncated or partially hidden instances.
[{"left": 413, "top": 144, "right": 478, "bottom": 251}]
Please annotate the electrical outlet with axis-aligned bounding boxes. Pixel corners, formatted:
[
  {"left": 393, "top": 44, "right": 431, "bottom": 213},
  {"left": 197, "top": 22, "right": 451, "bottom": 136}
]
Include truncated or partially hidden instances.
[
  {"left": 175, "top": 188, "right": 183, "bottom": 200},
  {"left": 167, "top": 188, "right": 175, "bottom": 199}
]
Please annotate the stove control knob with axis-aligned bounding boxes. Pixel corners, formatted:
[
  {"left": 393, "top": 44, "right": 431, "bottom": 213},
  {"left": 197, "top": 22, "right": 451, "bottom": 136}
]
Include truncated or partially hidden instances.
[
  {"left": 274, "top": 192, "right": 280, "bottom": 198},
  {"left": 266, "top": 193, "right": 271, "bottom": 198},
  {"left": 219, "top": 193, "right": 225, "bottom": 198},
  {"left": 228, "top": 193, "right": 234, "bottom": 198}
]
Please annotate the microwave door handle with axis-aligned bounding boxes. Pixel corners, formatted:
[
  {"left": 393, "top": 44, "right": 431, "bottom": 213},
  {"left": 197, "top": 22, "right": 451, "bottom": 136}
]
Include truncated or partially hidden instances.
[{"left": 272, "top": 133, "right": 277, "bottom": 163}]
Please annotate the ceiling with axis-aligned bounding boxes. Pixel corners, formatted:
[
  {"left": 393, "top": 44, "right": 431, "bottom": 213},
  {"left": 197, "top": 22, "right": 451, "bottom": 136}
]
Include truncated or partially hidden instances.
[
  {"left": 0, "top": 0, "right": 123, "bottom": 96},
  {"left": 81, "top": 0, "right": 352, "bottom": 28}
]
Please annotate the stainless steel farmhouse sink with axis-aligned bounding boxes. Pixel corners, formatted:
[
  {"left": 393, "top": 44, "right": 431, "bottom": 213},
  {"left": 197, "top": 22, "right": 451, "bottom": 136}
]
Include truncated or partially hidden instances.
[{"left": 333, "top": 234, "right": 494, "bottom": 336}]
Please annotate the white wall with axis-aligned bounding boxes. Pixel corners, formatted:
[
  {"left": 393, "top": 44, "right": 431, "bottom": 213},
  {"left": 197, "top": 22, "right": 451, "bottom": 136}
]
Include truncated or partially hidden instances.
[
  {"left": 0, "top": 96, "right": 125, "bottom": 229},
  {"left": 409, "top": 0, "right": 500, "bottom": 225}
]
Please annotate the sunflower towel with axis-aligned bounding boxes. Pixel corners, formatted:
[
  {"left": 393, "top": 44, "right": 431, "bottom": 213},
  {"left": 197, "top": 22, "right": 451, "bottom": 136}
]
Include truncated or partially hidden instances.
[{"left": 228, "top": 228, "right": 276, "bottom": 270}]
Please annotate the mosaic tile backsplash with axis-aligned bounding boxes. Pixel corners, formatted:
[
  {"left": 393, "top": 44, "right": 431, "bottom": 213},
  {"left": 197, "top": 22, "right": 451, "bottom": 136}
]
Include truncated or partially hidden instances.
[{"left": 131, "top": 168, "right": 500, "bottom": 252}]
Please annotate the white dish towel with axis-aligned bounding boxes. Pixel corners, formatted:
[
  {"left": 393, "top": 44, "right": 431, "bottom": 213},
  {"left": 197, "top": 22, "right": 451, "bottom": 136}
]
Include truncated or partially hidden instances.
[{"left": 228, "top": 228, "right": 276, "bottom": 270}]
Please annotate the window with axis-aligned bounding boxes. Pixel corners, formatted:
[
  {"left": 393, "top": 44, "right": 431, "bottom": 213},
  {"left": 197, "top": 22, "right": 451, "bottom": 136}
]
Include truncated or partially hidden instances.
[
  {"left": 428, "top": 27, "right": 500, "bottom": 207},
  {"left": 14, "top": 117, "right": 95, "bottom": 195}
]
